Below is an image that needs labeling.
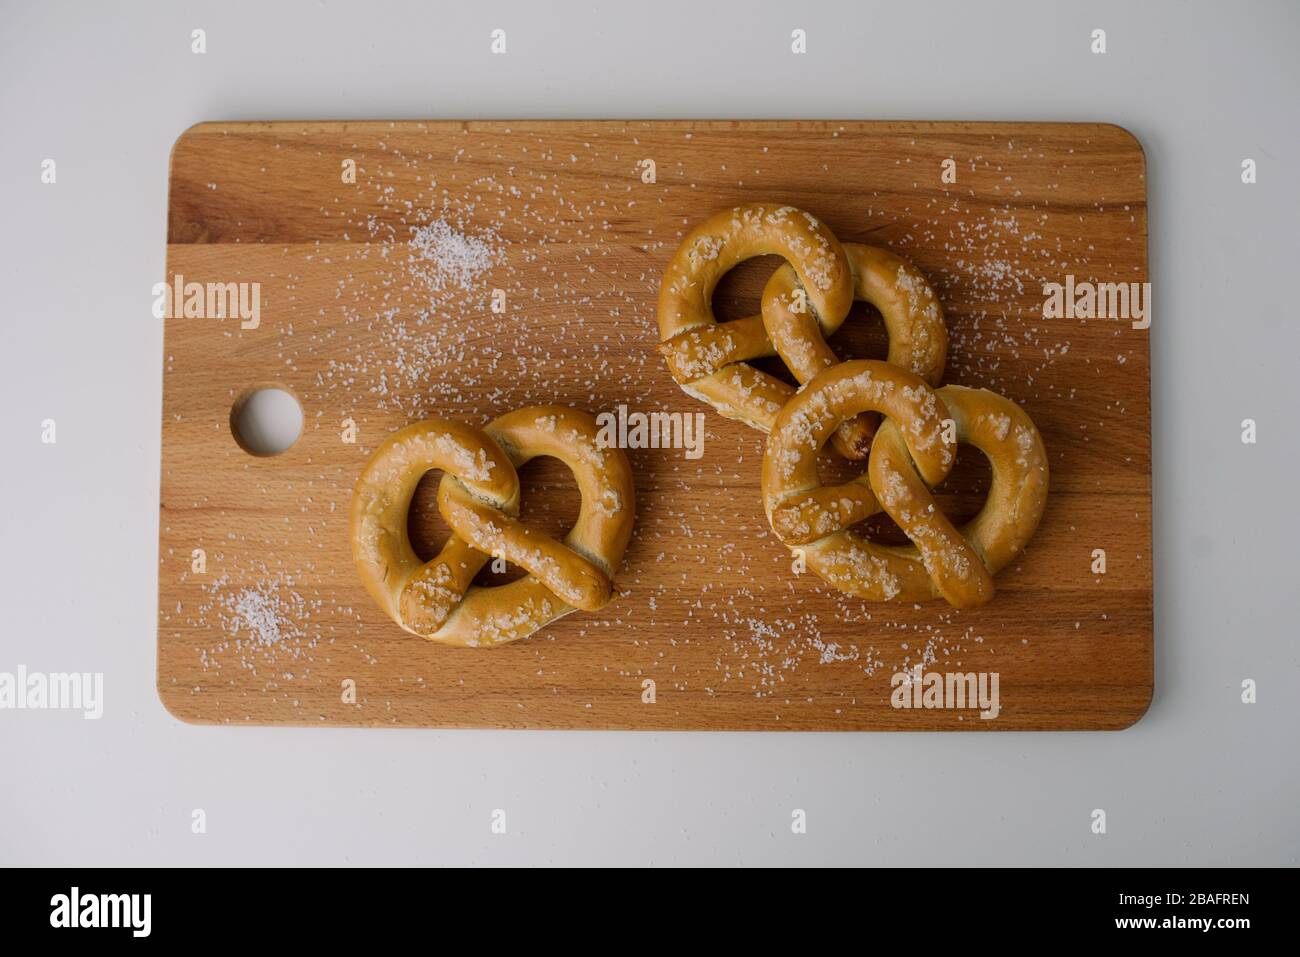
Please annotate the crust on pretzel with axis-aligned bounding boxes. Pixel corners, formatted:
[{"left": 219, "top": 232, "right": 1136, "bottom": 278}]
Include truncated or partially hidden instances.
[
  {"left": 349, "top": 407, "right": 636, "bottom": 647},
  {"left": 760, "top": 243, "right": 948, "bottom": 456},
  {"left": 863, "top": 385, "right": 1048, "bottom": 605},
  {"left": 656, "top": 203, "right": 854, "bottom": 443},
  {"left": 761, "top": 361, "right": 1048, "bottom": 608},
  {"left": 350, "top": 418, "right": 518, "bottom": 632},
  {"left": 434, "top": 406, "right": 636, "bottom": 645}
]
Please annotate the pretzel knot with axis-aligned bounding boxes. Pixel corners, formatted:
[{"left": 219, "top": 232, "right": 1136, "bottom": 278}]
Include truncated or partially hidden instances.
[
  {"left": 349, "top": 406, "right": 636, "bottom": 647},
  {"left": 656, "top": 203, "right": 947, "bottom": 459},
  {"left": 761, "top": 361, "right": 1049, "bottom": 609}
]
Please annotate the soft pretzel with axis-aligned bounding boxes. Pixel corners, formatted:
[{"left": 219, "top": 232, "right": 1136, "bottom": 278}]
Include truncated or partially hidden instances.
[
  {"left": 761, "top": 243, "right": 947, "bottom": 452},
  {"left": 350, "top": 406, "right": 636, "bottom": 647},
  {"left": 656, "top": 203, "right": 859, "bottom": 455},
  {"left": 656, "top": 204, "right": 947, "bottom": 459},
  {"left": 761, "top": 360, "right": 1048, "bottom": 608}
]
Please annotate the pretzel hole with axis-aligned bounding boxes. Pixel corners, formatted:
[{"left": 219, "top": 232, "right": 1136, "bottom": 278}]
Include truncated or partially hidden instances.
[
  {"left": 477, "top": 456, "right": 583, "bottom": 585},
  {"left": 750, "top": 354, "right": 800, "bottom": 387},
  {"left": 931, "top": 444, "right": 993, "bottom": 527},
  {"left": 711, "top": 254, "right": 783, "bottom": 323},
  {"left": 816, "top": 448, "right": 864, "bottom": 487},
  {"left": 844, "top": 444, "right": 993, "bottom": 547},
  {"left": 407, "top": 470, "right": 455, "bottom": 563},
  {"left": 405, "top": 458, "right": 583, "bottom": 586},
  {"left": 751, "top": 303, "right": 891, "bottom": 389},
  {"left": 826, "top": 299, "right": 891, "bottom": 363}
]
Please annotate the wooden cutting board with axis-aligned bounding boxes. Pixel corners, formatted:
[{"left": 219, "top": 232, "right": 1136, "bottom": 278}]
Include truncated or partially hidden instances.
[{"left": 157, "top": 120, "right": 1152, "bottom": 730}]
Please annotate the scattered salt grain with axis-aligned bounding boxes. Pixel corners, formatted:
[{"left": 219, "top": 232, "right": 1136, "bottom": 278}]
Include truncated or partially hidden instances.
[{"left": 408, "top": 217, "right": 501, "bottom": 292}]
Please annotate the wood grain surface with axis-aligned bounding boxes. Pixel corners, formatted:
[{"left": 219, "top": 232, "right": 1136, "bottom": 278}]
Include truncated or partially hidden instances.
[{"left": 158, "top": 120, "right": 1152, "bottom": 730}]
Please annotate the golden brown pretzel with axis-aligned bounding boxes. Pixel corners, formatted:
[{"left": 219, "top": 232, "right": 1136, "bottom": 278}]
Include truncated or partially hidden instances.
[
  {"left": 656, "top": 203, "right": 858, "bottom": 455},
  {"left": 761, "top": 243, "right": 947, "bottom": 453},
  {"left": 350, "top": 406, "right": 636, "bottom": 647},
  {"left": 657, "top": 204, "right": 947, "bottom": 458},
  {"left": 761, "top": 360, "right": 1048, "bottom": 608}
]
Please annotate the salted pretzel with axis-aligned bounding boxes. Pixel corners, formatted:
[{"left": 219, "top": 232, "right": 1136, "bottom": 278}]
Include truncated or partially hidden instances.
[
  {"left": 350, "top": 406, "right": 635, "bottom": 647},
  {"left": 656, "top": 204, "right": 946, "bottom": 458},
  {"left": 761, "top": 243, "right": 947, "bottom": 451},
  {"left": 761, "top": 360, "right": 1048, "bottom": 608}
]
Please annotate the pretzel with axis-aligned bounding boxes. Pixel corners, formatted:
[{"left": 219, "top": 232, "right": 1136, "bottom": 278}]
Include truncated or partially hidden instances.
[
  {"left": 349, "top": 406, "right": 636, "bottom": 647},
  {"left": 761, "top": 360, "right": 1048, "bottom": 608},
  {"left": 761, "top": 243, "right": 947, "bottom": 451},
  {"left": 656, "top": 203, "right": 946, "bottom": 458}
]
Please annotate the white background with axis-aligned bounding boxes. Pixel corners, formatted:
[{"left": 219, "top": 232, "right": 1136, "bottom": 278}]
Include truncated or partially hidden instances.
[{"left": 1, "top": 0, "right": 1297, "bottom": 866}]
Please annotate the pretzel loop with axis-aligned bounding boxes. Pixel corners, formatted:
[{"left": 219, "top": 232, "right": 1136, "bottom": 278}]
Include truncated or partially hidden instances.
[
  {"left": 350, "top": 407, "right": 636, "bottom": 647},
  {"left": 761, "top": 243, "right": 948, "bottom": 455},
  {"left": 761, "top": 361, "right": 1048, "bottom": 609},
  {"left": 656, "top": 203, "right": 858, "bottom": 453},
  {"left": 657, "top": 204, "right": 948, "bottom": 460}
]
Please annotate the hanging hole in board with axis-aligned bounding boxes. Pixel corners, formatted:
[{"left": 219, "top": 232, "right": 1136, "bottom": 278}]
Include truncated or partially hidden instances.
[{"left": 230, "top": 385, "right": 303, "bottom": 456}]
